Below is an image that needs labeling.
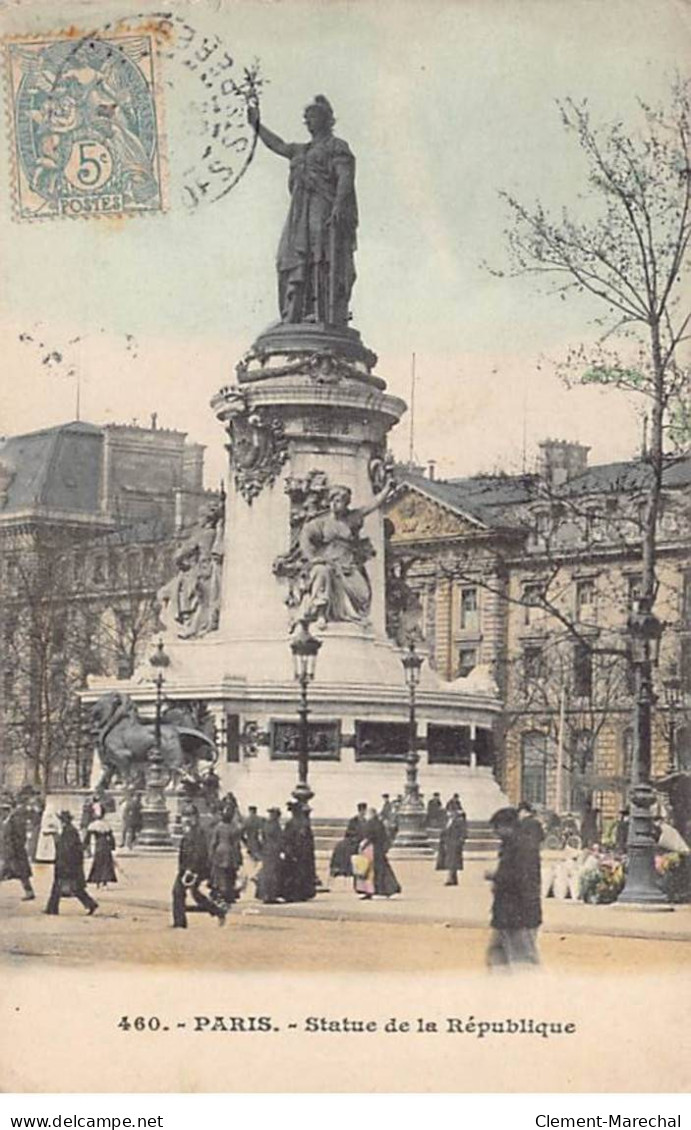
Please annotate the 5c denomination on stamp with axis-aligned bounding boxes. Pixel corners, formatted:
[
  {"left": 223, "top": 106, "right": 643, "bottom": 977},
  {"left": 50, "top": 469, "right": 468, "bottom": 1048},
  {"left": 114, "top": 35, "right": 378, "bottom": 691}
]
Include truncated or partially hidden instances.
[{"left": 6, "top": 33, "right": 165, "bottom": 220}]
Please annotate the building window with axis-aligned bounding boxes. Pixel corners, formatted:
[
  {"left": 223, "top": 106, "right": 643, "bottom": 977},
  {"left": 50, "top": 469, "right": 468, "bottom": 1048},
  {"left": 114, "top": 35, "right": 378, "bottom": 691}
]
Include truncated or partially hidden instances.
[
  {"left": 576, "top": 579, "right": 595, "bottom": 621},
  {"left": 92, "top": 556, "right": 106, "bottom": 586},
  {"left": 627, "top": 574, "right": 642, "bottom": 611},
  {"left": 523, "top": 645, "right": 544, "bottom": 689},
  {"left": 622, "top": 728, "right": 634, "bottom": 780},
  {"left": 457, "top": 647, "right": 477, "bottom": 678},
  {"left": 573, "top": 729, "right": 594, "bottom": 776},
  {"left": 573, "top": 643, "right": 593, "bottom": 698},
  {"left": 521, "top": 732, "right": 547, "bottom": 806},
  {"left": 460, "top": 586, "right": 478, "bottom": 632},
  {"left": 682, "top": 573, "right": 691, "bottom": 627},
  {"left": 681, "top": 637, "right": 691, "bottom": 696},
  {"left": 523, "top": 582, "right": 541, "bottom": 626},
  {"left": 624, "top": 646, "right": 636, "bottom": 696}
]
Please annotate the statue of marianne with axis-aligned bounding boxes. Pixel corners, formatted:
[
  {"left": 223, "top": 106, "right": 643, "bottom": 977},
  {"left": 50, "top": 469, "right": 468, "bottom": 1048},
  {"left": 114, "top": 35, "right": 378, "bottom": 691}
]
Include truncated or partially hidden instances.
[{"left": 247, "top": 95, "right": 358, "bottom": 327}]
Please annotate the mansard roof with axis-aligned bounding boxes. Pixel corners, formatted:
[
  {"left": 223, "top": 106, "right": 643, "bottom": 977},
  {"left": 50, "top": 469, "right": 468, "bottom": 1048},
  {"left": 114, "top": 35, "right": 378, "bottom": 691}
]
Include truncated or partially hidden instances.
[
  {"left": 0, "top": 421, "right": 103, "bottom": 517},
  {"left": 398, "top": 452, "right": 690, "bottom": 527},
  {"left": 556, "top": 455, "right": 691, "bottom": 497}
]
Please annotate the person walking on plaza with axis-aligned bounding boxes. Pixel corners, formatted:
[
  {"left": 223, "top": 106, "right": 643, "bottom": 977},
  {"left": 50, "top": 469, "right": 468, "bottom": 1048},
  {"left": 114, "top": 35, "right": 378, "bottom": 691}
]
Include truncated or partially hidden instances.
[
  {"left": 486, "top": 807, "right": 541, "bottom": 968},
  {"left": 1, "top": 796, "right": 36, "bottom": 901},
  {"left": 255, "top": 808, "right": 283, "bottom": 903},
  {"left": 120, "top": 790, "right": 142, "bottom": 850},
  {"left": 280, "top": 801, "right": 317, "bottom": 903},
  {"left": 426, "top": 792, "right": 444, "bottom": 829},
  {"left": 353, "top": 808, "right": 401, "bottom": 900},
  {"left": 446, "top": 792, "right": 464, "bottom": 815},
  {"left": 172, "top": 811, "right": 226, "bottom": 928},
  {"left": 516, "top": 800, "right": 545, "bottom": 851},
  {"left": 330, "top": 801, "right": 368, "bottom": 878},
  {"left": 242, "top": 806, "right": 265, "bottom": 873},
  {"left": 86, "top": 813, "right": 118, "bottom": 889},
  {"left": 208, "top": 804, "right": 243, "bottom": 909},
  {"left": 436, "top": 804, "right": 467, "bottom": 886},
  {"left": 45, "top": 811, "right": 98, "bottom": 916}
]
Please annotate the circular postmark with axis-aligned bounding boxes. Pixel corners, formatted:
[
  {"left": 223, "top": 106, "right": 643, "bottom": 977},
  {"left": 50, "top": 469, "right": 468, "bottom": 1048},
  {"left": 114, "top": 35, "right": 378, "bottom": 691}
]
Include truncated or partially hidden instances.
[{"left": 7, "top": 11, "right": 263, "bottom": 219}]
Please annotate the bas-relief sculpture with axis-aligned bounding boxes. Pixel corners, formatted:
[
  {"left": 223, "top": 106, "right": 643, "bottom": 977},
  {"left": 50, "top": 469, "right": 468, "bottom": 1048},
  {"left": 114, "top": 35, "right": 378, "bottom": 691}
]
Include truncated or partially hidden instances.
[
  {"left": 248, "top": 94, "right": 357, "bottom": 326},
  {"left": 156, "top": 497, "right": 225, "bottom": 639},
  {"left": 274, "top": 469, "right": 393, "bottom": 628},
  {"left": 90, "top": 691, "right": 216, "bottom": 789}
]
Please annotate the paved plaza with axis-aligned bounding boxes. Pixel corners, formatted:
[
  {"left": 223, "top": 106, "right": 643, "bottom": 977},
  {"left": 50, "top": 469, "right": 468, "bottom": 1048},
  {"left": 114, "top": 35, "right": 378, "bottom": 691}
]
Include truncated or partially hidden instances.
[{"left": 1, "top": 850, "right": 688, "bottom": 974}]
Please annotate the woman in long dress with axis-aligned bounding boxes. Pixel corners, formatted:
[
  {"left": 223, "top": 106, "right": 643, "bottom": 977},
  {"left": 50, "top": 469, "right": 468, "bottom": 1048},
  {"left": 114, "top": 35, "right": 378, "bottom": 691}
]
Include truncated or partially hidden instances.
[
  {"left": 354, "top": 809, "right": 401, "bottom": 900},
  {"left": 86, "top": 816, "right": 117, "bottom": 888},
  {"left": 255, "top": 808, "right": 283, "bottom": 904}
]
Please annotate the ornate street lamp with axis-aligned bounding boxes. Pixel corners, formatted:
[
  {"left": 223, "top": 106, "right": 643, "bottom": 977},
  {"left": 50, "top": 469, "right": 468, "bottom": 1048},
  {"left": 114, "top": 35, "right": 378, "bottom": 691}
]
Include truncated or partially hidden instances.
[
  {"left": 618, "top": 597, "right": 666, "bottom": 905},
  {"left": 393, "top": 639, "right": 430, "bottom": 852},
  {"left": 289, "top": 618, "right": 322, "bottom": 806},
  {"left": 662, "top": 662, "right": 682, "bottom": 776},
  {"left": 138, "top": 639, "right": 173, "bottom": 849}
]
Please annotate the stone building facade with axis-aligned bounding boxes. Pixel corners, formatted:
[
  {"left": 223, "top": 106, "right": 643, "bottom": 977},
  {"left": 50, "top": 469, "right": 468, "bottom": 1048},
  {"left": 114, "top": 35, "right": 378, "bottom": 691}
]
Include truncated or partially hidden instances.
[
  {"left": 384, "top": 442, "right": 691, "bottom": 831},
  {"left": 0, "top": 419, "right": 215, "bottom": 792}
]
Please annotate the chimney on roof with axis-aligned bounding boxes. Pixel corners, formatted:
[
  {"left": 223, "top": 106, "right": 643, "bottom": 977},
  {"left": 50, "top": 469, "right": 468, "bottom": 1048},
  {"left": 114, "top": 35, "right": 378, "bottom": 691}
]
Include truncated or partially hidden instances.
[
  {"left": 538, "top": 439, "right": 590, "bottom": 488},
  {"left": 427, "top": 459, "right": 436, "bottom": 481}
]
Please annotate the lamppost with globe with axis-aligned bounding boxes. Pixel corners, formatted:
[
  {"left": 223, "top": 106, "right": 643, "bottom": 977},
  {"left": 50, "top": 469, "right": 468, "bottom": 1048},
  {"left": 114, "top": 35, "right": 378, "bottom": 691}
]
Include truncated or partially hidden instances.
[
  {"left": 393, "top": 639, "right": 429, "bottom": 852},
  {"left": 618, "top": 597, "right": 666, "bottom": 905},
  {"left": 138, "top": 638, "right": 173, "bottom": 849},
  {"left": 289, "top": 618, "right": 322, "bottom": 807}
]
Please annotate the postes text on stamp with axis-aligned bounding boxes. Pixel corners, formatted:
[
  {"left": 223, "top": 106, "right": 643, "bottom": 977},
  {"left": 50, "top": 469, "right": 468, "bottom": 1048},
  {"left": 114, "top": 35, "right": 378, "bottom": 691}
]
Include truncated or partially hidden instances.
[{"left": 6, "top": 34, "right": 165, "bottom": 220}]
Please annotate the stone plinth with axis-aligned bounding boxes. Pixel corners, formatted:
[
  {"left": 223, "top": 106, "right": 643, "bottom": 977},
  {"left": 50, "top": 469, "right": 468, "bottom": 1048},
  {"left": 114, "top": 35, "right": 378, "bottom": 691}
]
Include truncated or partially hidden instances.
[{"left": 85, "top": 324, "right": 509, "bottom": 823}]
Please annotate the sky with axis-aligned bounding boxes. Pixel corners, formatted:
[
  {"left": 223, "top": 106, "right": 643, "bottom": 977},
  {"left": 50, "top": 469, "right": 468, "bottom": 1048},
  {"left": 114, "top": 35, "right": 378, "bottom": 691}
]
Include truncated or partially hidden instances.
[{"left": 0, "top": 0, "right": 688, "bottom": 486}]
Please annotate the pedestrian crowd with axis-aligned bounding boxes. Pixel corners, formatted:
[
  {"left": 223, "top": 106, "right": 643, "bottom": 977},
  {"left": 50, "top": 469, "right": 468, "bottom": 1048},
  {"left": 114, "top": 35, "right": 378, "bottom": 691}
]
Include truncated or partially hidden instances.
[{"left": 17, "top": 786, "right": 690, "bottom": 969}]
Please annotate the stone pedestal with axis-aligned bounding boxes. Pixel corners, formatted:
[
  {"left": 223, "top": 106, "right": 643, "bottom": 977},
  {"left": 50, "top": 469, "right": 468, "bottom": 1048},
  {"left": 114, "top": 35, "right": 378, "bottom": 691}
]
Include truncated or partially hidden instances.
[
  {"left": 85, "top": 323, "right": 509, "bottom": 824},
  {"left": 137, "top": 754, "right": 172, "bottom": 850}
]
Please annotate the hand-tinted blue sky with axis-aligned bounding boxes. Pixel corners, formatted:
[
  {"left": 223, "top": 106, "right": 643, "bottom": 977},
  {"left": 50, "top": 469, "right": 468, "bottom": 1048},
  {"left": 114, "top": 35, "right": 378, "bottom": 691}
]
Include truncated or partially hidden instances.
[{"left": 1, "top": 0, "right": 687, "bottom": 483}]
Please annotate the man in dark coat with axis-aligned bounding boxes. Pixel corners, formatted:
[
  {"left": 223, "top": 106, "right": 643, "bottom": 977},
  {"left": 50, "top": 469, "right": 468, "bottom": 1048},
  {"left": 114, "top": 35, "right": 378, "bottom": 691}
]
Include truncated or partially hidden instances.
[
  {"left": 172, "top": 812, "right": 226, "bottom": 928},
  {"left": 242, "top": 806, "right": 265, "bottom": 863},
  {"left": 1, "top": 798, "right": 36, "bottom": 900},
  {"left": 486, "top": 807, "right": 541, "bottom": 967},
  {"left": 280, "top": 802, "right": 317, "bottom": 903},
  {"left": 45, "top": 811, "right": 98, "bottom": 916},
  {"left": 426, "top": 792, "right": 444, "bottom": 829},
  {"left": 255, "top": 808, "right": 283, "bottom": 903},
  {"left": 436, "top": 807, "right": 467, "bottom": 885},
  {"left": 614, "top": 808, "right": 630, "bottom": 854}
]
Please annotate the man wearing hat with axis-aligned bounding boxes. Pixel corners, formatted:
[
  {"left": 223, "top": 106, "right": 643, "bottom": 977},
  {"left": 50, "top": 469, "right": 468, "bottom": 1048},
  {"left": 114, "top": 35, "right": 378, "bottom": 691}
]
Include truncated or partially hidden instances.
[{"left": 45, "top": 810, "right": 98, "bottom": 916}]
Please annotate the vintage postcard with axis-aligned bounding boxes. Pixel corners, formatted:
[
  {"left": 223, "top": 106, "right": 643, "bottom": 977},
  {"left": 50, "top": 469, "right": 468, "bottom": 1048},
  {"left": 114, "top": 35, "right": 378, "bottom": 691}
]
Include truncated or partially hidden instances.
[{"left": 0, "top": 0, "right": 689, "bottom": 1095}]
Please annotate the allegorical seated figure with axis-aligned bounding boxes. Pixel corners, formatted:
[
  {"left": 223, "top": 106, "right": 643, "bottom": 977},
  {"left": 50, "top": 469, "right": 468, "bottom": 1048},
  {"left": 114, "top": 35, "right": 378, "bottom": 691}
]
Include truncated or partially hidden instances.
[
  {"left": 156, "top": 500, "right": 225, "bottom": 639},
  {"left": 247, "top": 94, "right": 358, "bottom": 326},
  {"left": 298, "top": 481, "right": 392, "bottom": 627}
]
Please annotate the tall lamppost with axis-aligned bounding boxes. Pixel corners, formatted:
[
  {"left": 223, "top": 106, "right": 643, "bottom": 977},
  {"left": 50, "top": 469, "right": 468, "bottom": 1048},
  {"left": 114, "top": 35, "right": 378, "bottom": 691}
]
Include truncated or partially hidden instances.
[
  {"left": 393, "top": 639, "right": 429, "bottom": 852},
  {"left": 662, "top": 662, "right": 682, "bottom": 776},
  {"left": 618, "top": 597, "right": 665, "bottom": 905},
  {"left": 290, "top": 618, "right": 322, "bottom": 807},
  {"left": 138, "top": 638, "right": 173, "bottom": 849}
]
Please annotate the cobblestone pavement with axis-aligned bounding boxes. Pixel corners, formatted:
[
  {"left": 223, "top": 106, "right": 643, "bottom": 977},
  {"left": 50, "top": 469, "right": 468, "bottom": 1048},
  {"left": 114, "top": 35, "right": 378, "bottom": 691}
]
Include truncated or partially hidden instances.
[{"left": 0, "top": 852, "right": 688, "bottom": 972}]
